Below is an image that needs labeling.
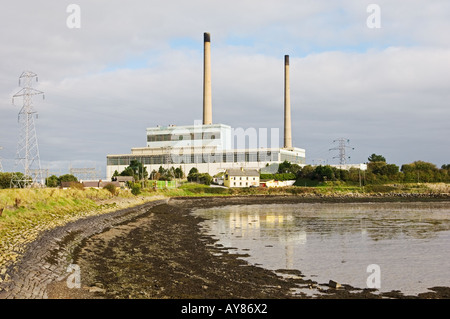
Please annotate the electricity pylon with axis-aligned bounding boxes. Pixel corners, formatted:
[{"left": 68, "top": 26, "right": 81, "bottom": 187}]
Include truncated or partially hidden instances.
[
  {"left": 329, "top": 138, "right": 354, "bottom": 165},
  {"left": 0, "top": 146, "right": 3, "bottom": 172},
  {"left": 10, "top": 71, "right": 45, "bottom": 188}
]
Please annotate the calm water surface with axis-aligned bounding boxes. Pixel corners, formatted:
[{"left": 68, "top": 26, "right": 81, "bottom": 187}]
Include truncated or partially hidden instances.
[{"left": 193, "top": 202, "right": 450, "bottom": 296}]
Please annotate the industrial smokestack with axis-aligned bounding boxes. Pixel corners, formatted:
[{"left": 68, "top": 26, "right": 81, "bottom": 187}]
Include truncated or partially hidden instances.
[
  {"left": 203, "top": 32, "right": 212, "bottom": 125},
  {"left": 284, "top": 55, "right": 292, "bottom": 149}
]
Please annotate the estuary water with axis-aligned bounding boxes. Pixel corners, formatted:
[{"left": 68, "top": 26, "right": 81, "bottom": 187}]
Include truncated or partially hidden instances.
[{"left": 193, "top": 201, "right": 450, "bottom": 296}]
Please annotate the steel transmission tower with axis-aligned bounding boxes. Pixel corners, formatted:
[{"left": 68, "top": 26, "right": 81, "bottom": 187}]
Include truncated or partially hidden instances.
[
  {"left": 69, "top": 167, "right": 99, "bottom": 181},
  {"left": 10, "top": 71, "right": 45, "bottom": 188},
  {"left": 329, "top": 138, "right": 354, "bottom": 165},
  {"left": 0, "top": 146, "right": 3, "bottom": 172}
]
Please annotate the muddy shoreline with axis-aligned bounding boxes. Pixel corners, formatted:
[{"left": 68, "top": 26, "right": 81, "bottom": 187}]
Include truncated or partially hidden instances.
[{"left": 44, "top": 195, "right": 450, "bottom": 299}]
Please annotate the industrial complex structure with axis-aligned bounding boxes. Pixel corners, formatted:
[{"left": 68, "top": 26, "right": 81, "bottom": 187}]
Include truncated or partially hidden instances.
[{"left": 106, "top": 32, "right": 307, "bottom": 180}]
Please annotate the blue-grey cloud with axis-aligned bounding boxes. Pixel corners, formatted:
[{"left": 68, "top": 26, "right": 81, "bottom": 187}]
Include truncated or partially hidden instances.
[{"left": 1, "top": 1, "right": 449, "bottom": 177}]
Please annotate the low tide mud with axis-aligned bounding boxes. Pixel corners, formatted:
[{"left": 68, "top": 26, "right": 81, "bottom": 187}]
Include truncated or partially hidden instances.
[{"left": 45, "top": 196, "right": 450, "bottom": 299}]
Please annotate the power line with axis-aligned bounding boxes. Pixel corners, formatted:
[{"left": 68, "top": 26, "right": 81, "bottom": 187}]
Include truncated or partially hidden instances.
[
  {"left": 10, "top": 71, "right": 45, "bottom": 188},
  {"left": 0, "top": 146, "right": 3, "bottom": 172},
  {"left": 69, "top": 167, "right": 99, "bottom": 181},
  {"left": 329, "top": 138, "right": 354, "bottom": 165}
]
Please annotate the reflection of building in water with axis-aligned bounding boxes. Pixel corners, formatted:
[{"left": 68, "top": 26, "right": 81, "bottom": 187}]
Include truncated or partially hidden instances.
[
  {"left": 228, "top": 210, "right": 296, "bottom": 237},
  {"left": 226, "top": 210, "right": 306, "bottom": 269},
  {"left": 360, "top": 217, "right": 367, "bottom": 237},
  {"left": 229, "top": 212, "right": 261, "bottom": 238}
]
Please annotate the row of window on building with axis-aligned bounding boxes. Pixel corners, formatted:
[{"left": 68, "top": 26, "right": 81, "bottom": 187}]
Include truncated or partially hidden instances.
[
  {"left": 107, "top": 151, "right": 288, "bottom": 166},
  {"left": 228, "top": 176, "right": 257, "bottom": 181},
  {"left": 147, "top": 132, "right": 221, "bottom": 142}
]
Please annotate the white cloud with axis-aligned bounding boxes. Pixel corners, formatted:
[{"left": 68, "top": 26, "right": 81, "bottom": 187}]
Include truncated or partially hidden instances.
[{"left": 1, "top": 0, "right": 449, "bottom": 176}]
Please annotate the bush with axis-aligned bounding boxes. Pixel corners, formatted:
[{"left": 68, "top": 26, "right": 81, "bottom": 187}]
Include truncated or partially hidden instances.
[
  {"left": 103, "top": 183, "right": 117, "bottom": 196},
  {"left": 0, "top": 172, "right": 14, "bottom": 189},
  {"left": 261, "top": 173, "right": 296, "bottom": 181},
  {"left": 69, "top": 182, "right": 84, "bottom": 190},
  {"left": 46, "top": 175, "right": 60, "bottom": 187},
  {"left": 187, "top": 172, "right": 212, "bottom": 185},
  {"left": 59, "top": 174, "right": 78, "bottom": 183},
  {"left": 131, "top": 183, "right": 141, "bottom": 196}
]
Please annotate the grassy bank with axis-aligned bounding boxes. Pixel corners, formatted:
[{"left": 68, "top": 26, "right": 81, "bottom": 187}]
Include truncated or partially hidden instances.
[
  {"left": 145, "top": 181, "right": 450, "bottom": 197},
  {"left": 0, "top": 187, "right": 159, "bottom": 276}
]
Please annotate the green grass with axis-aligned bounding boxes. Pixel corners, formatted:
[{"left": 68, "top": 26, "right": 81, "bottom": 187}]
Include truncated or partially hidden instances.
[
  {"left": 0, "top": 187, "right": 135, "bottom": 238},
  {"left": 145, "top": 181, "right": 449, "bottom": 198}
]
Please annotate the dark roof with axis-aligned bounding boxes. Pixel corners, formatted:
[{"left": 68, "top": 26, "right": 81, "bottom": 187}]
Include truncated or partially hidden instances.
[
  {"left": 100, "top": 181, "right": 120, "bottom": 188},
  {"left": 114, "top": 176, "right": 134, "bottom": 182},
  {"left": 82, "top": 181, "right": 99, "bottom": 187},
  {"left": 60, "top": 181, "right": 81, "bottom": 187}
]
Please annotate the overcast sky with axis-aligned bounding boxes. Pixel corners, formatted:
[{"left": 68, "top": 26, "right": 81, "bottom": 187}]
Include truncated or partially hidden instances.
[{"left": 1, "top": 0, "right": 449, "bottom": 178}]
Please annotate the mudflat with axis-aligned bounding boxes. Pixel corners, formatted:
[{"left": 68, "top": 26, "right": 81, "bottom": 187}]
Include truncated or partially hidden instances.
[{"left": 45, "top": 195, "right": 450, "bottom": 299}]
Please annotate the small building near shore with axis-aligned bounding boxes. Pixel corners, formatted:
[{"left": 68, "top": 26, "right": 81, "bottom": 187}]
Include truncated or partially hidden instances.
[
  {"left": 224, "top": 168, "right": 260, "bottom": 188},
  {"left": 112, "top": 175, "right": 135, "bottom": 187},
  {"left": 260, "top": 179, "right": 296, "bottom": 188}
]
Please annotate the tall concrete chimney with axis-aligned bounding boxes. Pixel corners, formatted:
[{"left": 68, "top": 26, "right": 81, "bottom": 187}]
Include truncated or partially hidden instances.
[
  {"left": 203, "top": 32, "right": 212, "bottom": 125},
  {"left": 284, "top": 55, "right": 292, "bottom": 149}
]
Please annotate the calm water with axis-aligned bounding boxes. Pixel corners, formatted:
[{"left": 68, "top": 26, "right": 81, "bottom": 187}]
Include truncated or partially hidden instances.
[{"left": 193, "top": 202, "right": 450, "bottom": 296}]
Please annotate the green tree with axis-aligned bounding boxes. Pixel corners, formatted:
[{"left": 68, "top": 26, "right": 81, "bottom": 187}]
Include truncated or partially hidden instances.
[
  {"left": 401, "top": 161, "right": 438, "bottom": 183},
  {"left": 150, "top": 169, "right": 159, "bottom": 180},
  {"left": 188, "top": 167, "right": 199, "bottom": 175},
  {"left": 120, "top": 160, "right": 148, "bottom": 181},
  {"left": 174, "top": 166, "right": 184, "bottom": 179},
  {"left": 368, "top": 154, "right": 386, "bottom": 163},
  {"left": 368, "top": 162, "right": 387, "bottom": 175},
  {"left": 198, "top": 173, "right": 212, "bottom": 185},
  {"left": 0, "top": 172, "right": 18, "bottom": 189},
  {"left": 59, "top": 174, "right": 78, "bottom": 183},
  {"left": 46, "top": 175, "right": 60, "bottom": 187},
  {"left": 187, "top": 169, "right": 212, "bottom": 185},
  {"left": 296, "top": 165, "right": 315, "bottom": 180},
  {"left": 278, "top": 161, "right": 292, "bottom": 173},
  {"left": 277, "top": 161, "right": 301, "bottom": 174},
  {"left": 314, "top": 165, "right": 334, "bottom": 181}
]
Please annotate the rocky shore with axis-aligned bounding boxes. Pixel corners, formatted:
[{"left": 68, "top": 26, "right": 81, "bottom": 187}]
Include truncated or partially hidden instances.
[{"left": 1, "top": 194, "right": 449, "bottom": 299}]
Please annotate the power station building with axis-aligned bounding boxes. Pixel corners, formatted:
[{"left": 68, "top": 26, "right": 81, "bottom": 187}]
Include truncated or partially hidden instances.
[{"left": 106, "top": 33, "right": 306, "bottom": 180}]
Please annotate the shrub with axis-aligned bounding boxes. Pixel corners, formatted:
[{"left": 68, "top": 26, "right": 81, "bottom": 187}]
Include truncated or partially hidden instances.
[
  {"left": 69, "top": 182, "right": 84, "bottom": 190},
  {"left": 131, "top": 183, "right": 141, "bottom": 196},
  {"left": 45, "top": 175, "right": 60, "bottom": 187},
  {"left": 103, "top": 183, "right": 117, "bottom": 196},
  {"left": 187, "top": 172, "right": 212, "bottom": 185}
]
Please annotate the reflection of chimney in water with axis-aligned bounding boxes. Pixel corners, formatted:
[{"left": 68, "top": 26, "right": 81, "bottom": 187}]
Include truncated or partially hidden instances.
[
  {"left": 286, "top": 244, "right": 294, "bottom": 269},
  {"left": 284, "top": 55, "right": 292, "bottom": 149},
  {"left": 203, "top": 32, "right": 212, "bottom": 125}
]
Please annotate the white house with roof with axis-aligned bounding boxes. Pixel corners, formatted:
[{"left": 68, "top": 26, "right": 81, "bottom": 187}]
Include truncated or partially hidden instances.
[{"left": 224, "top": 168, "right": 260, "bottom": 188}]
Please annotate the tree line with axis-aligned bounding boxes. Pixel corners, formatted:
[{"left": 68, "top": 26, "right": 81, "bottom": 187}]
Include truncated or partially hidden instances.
[
  {"left": 112, "top": 160, "right": 213, "bottom": 186},
  {"left": 292, "top": 154, "right": 450, "bottom": 185},
  {"left": 0, "top": 172, "right": 79, "bottom": 189},
  {"left": 1, "top": 154, "right": 448, "bottom": 189}
]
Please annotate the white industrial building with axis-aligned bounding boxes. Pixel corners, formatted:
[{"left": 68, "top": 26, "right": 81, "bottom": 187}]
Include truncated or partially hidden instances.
[{"left": 106, "top": 32, "right": 305, "bottom": 180}]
